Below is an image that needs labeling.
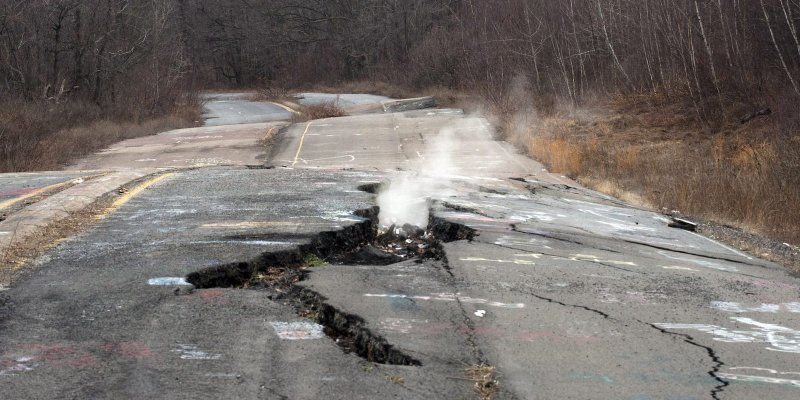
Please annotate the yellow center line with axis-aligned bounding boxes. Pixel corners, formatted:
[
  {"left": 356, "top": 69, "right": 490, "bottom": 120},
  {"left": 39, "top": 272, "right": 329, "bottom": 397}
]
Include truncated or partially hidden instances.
[
  {"left": 270, "top": 101, "right": 300, "bottom": 115},
  {"left": 96, "top": 173, "right": 175, "bottom": 220},
  {"left": 292, "top": 121, "right": 313, "bottom": 166},
  {"left": 0, "top": 180, "right": 77, "bottom": 210}
]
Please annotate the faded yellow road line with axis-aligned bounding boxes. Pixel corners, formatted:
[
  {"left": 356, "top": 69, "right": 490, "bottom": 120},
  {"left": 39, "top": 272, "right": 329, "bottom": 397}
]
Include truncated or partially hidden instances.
[
  {"left": 0, "top": 180, "right": 76, "bottom": 210},
  {"left": 263, "top": 126, "right": 277, "bottom": 141},
  {"left": 270, "top": 101, "right": 300, "bottom": 115},
  {"left": 96, "top": 173, "right": 175, "bottom": 219},
  {"left": 292, "top": 121, "right": 313, "bottom": 166}
]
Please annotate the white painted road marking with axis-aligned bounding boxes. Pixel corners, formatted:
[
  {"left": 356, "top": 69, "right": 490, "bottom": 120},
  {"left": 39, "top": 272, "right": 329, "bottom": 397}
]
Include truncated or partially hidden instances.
[
  {"left": 364, "top": 293, "right": 525, "bottom": 309},
  {"left": 172, "top": 344, "right": 221, "bottom": 360},
  {"left": 148, "top": 277, "right": 192, "bottom": 286},
  {"left": 270, "top": 321, "right": 325, "bottom": 340}
]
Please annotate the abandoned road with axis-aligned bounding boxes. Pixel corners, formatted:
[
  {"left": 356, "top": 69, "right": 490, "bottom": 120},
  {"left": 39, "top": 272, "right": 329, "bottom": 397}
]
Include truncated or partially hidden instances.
[
  {"left": 202, "top": 93, "right": 295, "bottom": 126},
  {"left": 1, "top": 94, "right": 798, "bottom": 399}
]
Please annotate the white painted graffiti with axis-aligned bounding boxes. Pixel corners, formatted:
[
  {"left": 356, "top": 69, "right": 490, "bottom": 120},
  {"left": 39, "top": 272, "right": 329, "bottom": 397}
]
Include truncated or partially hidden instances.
[
  {"left": 460, "top": 253, "right": 637, "bottom": 267},
  {"left": 717, "top": 373, "right": 800, "bottom": 387},
  {"left": 657, "top": 250, "right": 738, "bottom": 272},
  {"left": 711, "top": 301, "right": 800, "bottom": 314},
  {"left": 172, "top": 344, "right": 222, "bottom": 360},
  {"left": 719, "top": 367, "right": 800, "bottom": 387},
  {"left": 269, "top": 322, "right": 325, "bottom": 340},
  {"left": 568, "top": 254, "right": 637, "bottom": 266},
  {"left": 0, "top": 357, "right": 34, "bottom": 376},
  {"left": 460, "top": 257, "right": 536, "bottom": 265},
  {"left": 363, "top": 293, "right": 525, "bottom": 309},
  {"left": 147, "top": 277, "right": 192, "bottom": 286},
  {"left": 493, "top": 235, "right": 552, "bottom": 250},
  {"left": 656, "top": 317, "right": 800, "bottom": 353},
  {"left": 378, "top": 318, "right": 429, "bottom": 334},
  {"left": 729, "top": 367, "right": 800, "bottom": 376}
]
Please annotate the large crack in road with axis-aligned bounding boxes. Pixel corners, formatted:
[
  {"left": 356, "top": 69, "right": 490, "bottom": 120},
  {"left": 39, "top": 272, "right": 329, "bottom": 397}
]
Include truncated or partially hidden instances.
[{"left": 185, "top": 199, "right": 482, "bottom": 371}]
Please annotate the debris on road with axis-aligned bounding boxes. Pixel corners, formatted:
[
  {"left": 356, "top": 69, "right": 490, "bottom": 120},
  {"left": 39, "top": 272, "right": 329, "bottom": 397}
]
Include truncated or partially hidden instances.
[
  {"left": 668, "top": 217, "right": 697, "bottom": 231},
  {"left": 374, "top": 224, "right": 439, "bottom": 260},
  {"left": 466, "top": 364, "right": 499, "bottom": 400}
]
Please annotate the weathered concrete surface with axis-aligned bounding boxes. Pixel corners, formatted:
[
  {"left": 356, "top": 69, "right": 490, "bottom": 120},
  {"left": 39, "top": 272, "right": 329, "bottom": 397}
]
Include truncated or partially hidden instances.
[
  {"left": 381, "top": 96, "right": 436, "bottom": 113},
  {"left": 0, "top": 171, "right": 150, "bottom": 280},
  {"left": 295, "top": 93, "right": 391, "bottom": 110},
  {"left": 67, "top": 122, "right": 284, "bottom": 171},
  {"left": 68, "top": 93, "right": 293, "bottom": 171},
  {"left": 294, "top": 93, "right": 436, "bottom": 115},
  {"left": 0, "top": 172, "right": 87, "bottom": 210},
  {"left": 202, "top": 92, "right": 294, "bottom": 126},
  {"left": 267, "top": 111, "right": 571, "bottom": 186}
]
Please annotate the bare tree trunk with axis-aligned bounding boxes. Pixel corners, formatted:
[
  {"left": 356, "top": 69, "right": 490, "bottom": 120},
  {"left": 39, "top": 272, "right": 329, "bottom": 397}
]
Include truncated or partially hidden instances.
[
  {"left": 568, "top": 0, "right": 587, "bottom": 97},
  {"left": 522, "top": 1, "right": 542, "bottom": 90},
  {"left": 694, "top": 0, "right": 723, "bottom": 99},
  {"left": 716, "top": 0, "right": 733, "bottom": 67},
  {"left": 596, "top": 0, "right": 631, "bottom": 85},
  {"left": 553, "top": 36, "right": 575, "bottom": 102},
  {"left": 680, "top": 22, "right": 708, "bottom": 126},
  {"left": 778, "top": 0, "right": 800, "bottom": 60},
  {"left": 761, "top": 0, "right": 800, "bottom": 95},
  {"left": 639, "top": 5, "right": 657, "bottom": 92}
]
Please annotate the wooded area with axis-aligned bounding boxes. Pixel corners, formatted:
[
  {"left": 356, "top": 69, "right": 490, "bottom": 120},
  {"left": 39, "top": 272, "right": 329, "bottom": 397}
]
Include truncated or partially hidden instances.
[{"left": 3, "top": 0, "right": 799, "bottom": 122}]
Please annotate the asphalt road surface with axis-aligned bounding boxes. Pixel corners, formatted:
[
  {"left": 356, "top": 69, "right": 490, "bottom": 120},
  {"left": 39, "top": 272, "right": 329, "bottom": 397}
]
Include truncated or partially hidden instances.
[
  {"left": 1, "top": 95, "right": 798, "bottom": 399},
  {"left": 0, "top": 172, "right": 85, "bottom": 209},
  {"left": 202, "top": 93, "right": 294, "bottom": 126},
  {"left": 295, "top": 93, "right": 390, "bottom": 109},
  {"left": 68, "top": 93, "right": 292, "bottom": 171}
]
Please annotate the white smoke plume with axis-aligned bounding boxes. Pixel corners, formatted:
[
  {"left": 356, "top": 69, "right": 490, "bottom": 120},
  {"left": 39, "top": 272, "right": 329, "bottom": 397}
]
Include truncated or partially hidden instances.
[{"left": 376, "top": 120, "right": 500, "bottom": 230}]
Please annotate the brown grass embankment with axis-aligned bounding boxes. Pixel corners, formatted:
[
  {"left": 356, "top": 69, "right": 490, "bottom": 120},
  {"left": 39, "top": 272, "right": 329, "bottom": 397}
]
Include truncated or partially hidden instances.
[
  {"left": 0, "top": 99, "right": 201, "bottom": 172},
  {"left": 290, "top": 102, "right": 349, "bottom": 122},
  {"left": 498, "top": 91, "right": 800, "bottom": 246}
]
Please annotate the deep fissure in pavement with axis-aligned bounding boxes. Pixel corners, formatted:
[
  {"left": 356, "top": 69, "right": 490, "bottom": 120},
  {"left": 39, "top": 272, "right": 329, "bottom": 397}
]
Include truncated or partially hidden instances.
[
  {"left": 644, "top": 321, "right": 729, "bottom": 400},
  {"left": 186, "top": 205, "right": 474, "bottom": 366}
]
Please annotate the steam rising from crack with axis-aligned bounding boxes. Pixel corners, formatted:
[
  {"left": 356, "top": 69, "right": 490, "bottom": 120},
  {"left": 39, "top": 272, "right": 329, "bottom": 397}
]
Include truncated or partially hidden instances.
[{"left": 377, "top": 120, "right": 498, "bottom": 231}]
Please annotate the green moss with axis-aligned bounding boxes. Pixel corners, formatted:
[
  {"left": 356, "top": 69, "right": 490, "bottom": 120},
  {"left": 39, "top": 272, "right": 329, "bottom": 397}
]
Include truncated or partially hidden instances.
[{"left": 302, "top": 253, "right": 326, "bottom": 268}]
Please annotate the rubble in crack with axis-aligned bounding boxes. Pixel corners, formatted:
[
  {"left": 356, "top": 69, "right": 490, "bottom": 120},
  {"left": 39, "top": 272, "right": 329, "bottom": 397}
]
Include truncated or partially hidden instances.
[{"left": 374, "top": 223, "right": 438, "bottom": 260}]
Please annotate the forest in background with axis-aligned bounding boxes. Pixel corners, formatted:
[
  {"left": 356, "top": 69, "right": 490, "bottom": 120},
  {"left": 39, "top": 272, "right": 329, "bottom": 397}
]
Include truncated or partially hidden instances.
[
  {"left": 2, "top": 0, "right": 800, "bottom": 245},
  {"left": 3, "top": 0, "right": 800, "bottom": 118}
]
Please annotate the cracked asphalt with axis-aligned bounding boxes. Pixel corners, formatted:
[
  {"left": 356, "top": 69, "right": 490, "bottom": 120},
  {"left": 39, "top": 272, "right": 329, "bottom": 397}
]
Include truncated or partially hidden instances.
[{"left": 1, "top": 95, "right": 799, "bottom": 399}]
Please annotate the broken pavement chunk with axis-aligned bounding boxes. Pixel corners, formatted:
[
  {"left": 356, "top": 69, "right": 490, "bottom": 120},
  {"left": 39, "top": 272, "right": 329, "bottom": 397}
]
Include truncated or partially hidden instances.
[{"left": 668, "top": 217, "right": 697, "bottom": 232}]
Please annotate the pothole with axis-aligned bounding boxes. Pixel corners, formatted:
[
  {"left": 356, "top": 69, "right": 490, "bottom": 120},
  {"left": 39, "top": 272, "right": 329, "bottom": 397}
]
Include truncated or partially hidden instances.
[{"left": 185, "top": 206, "right": 473, "bottom": 366}]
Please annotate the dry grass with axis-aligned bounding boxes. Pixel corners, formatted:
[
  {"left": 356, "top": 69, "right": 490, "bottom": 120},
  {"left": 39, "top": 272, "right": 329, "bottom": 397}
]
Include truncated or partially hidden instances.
[
  {"left": 249, "top": 86, "right": 293, "bottom": 102},
  {"left": 0, "top": 99, "right": 200, "bottom": 172},
  {"left": 292, "top": 102, "right": 348, "bottom": 122},
  {"left": 465, "top": 364, "right": 499, "bottom": 400},
  {"left": 385, "top": 375, "right": 405, "bottom": 385},
  {"left": 500, "top": 91, "right": 800, "bottom": 246}
]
